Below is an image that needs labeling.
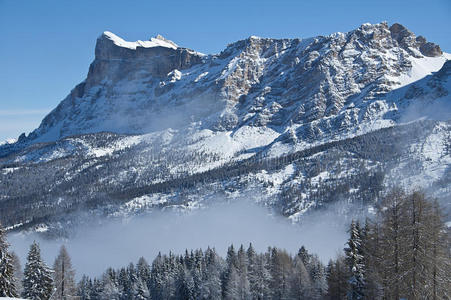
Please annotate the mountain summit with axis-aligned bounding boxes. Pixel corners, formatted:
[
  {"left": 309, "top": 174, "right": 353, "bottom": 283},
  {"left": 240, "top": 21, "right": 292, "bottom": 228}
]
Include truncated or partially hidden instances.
[{"left": 1, "top": 22, "right": 450, "bottom": 234}]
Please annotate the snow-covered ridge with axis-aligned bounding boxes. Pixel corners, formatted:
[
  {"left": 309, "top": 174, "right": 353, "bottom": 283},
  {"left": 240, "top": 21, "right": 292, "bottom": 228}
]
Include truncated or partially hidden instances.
[
  {"left": 0, "top": 138, "right": 17, "bottom": 146},
  {"left": 2, "top": 22, "right": 449, "bottom": 149},
  {"left": 393, "top": 54, "right": 451, "bottom": 88},
  {"left": 102, "top": 31, "right": 178, "bottom": 50}
]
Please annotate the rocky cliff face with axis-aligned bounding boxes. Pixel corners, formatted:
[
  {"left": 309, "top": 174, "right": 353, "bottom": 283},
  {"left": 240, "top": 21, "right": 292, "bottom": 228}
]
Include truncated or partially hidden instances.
[{"left": 0, "top": 22, "right": 450, "bottom": 235}]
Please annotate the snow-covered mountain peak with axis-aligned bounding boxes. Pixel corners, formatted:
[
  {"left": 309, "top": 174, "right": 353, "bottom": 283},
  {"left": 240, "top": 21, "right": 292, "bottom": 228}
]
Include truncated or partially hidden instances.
[
  {"left": 2, "top": 22, "right": 449, "bottom": 156},
  {"left": 152, "top": 34, "right": 179, "bottom": 48},
  {"left": 101, "top": 31, "right": 178, "bottom": 50}
]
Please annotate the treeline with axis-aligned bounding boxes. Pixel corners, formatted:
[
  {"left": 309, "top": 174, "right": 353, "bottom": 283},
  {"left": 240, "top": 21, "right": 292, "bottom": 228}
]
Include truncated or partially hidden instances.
[
  {"left": 77, "top": 245, "right": 327, "bottom": 300},
  {"left": 1, "top": 189, "right": 450, "bottom": 299}
]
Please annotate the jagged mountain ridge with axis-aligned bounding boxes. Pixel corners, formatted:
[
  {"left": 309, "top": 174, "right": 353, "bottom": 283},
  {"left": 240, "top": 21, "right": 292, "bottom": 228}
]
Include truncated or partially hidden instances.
[
  {"left": 1, "top": 22, "right": 450, "bottom": 235},
  {"left": 4, "top": 22, "right": 449, "bottom": 147}
]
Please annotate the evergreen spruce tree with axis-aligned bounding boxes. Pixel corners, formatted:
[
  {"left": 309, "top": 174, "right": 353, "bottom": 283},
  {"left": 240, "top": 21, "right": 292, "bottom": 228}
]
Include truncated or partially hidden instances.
[
  {"left": 224, "top": 264, "right": 240, "bottom": 300},
  {"left": 192, "top": 249, "right": 204, "bottom": 299},
  {"left": 136, "top": 257, "right": 151, "bottom": 289},
  {"left": 290, "top": 254, "right": 311, "bottom": 299},
  {"left": 118, "top": 267, "right": 130, "bottom": 300},
  {"left": 246, "top": 243, "right": 260, "bottom": 299},
  {"left": 135, "top": 277, "right": 149, "bottom": 300},
  {"left": 344, "top": 220, "right": 365, "bottom": 300},
  {"left": 100, "top": 268, "right": 120, "bottom": 300},
  {"left": 90, "top": 278, "right": 103, "bottom": 300},
  {"left": 200, "top": 247, "right": 222, "bottom": 300},
  {"left": 308, "top": 254, "right": 328, "bottom": 299},
  {"left": 177, "top": 266, "right": 195, "bottom": 300},
  {"left": 222, "top": 244, "right": 238, "bottom": 298},
  {"left": 251, "top": 253, "right": 272, "bottom": 299},
  {"left": 236, "top": 245, "right": 251, "bottom": 299},
  {"left": 23, "top": 241, "right": 54, "bottom": 300},
  {"left": 298, "top": 246, "right": 310, "bottom": 267},
  {"left": 150, "top": 252, "right": 165, "bottom": 300},
  {"left": 77, "top": 275, "right": 93, "bottom": 300},
  {"left": 0, "top": 222, "right": 18, "bottom": 297}
]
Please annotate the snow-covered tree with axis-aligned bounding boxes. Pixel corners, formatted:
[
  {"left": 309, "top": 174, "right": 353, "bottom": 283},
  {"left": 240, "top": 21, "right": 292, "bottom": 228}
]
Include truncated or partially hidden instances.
[
  {"left": 236, "top": 245, "right": 251, "bottom": 299},
  {"left": 224, "top": 264, "right": 240, "bottom": 300},
  {"left": 77, "top": 275, "right": 93, "bottom": 300},
  {"left": 100, "top": 267, "right": 119, "bottom": 300},
  {"left": 290, "top": 255, "right": 311, "bottom": 299},
  {"left": 200, "top": 247, "right": 222, "bottom": 299},
  {"left": 307, "top": 254, "right": 328, "bottom": 299},
  {"left": 344, "top": 220, "right": 365, "bottom": 300},
  {"left": 23, "top": 241, "right": 53, "bottom": 300},
  {"left": 0, "top": 222, "right": 18, "bottom": 297},
  {"left": 136, "top": 257, "right": 151, "bottom": 288}
]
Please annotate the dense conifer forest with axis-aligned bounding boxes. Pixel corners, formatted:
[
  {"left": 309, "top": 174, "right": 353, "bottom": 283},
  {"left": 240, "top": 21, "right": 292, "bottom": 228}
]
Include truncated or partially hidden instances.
[{"left": 1, "top": 189, "right": 450, "bottom": 299}]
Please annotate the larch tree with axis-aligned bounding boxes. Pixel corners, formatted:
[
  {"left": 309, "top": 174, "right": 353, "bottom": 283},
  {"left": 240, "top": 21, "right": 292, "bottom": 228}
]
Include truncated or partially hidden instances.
[
  {"left": 427, "top": 200, "right": 451, "bottom": 299},
  {"left": 360, "top": 219, "right": 382, "bottom": 299},
  {"left": 362, "top": 189, "right": 451, "bottom": 299},
  {"left": 290, "top": 254, "right": 311, "bottom": 299},
  {"left": 326, "top": 255, "right": 349, "bottom": 300},
  {"left": 53, "top": 245, "right": 76, "bottom": 300},
  {"left": 10, "top": 251, "right": 24, "bottom": 296},
  {"left": 378, "top": 188, "right": 408, "bottom": 299},
  {"left": 403, "top": 191, "right": 431, "bottom": 299},
  {"left": 269, "top": 248, "right": 292, "bottom": 299}
]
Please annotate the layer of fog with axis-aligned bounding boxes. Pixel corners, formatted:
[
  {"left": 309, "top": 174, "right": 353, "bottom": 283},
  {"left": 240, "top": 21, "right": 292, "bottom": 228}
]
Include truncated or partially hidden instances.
[
  {"left": 400, "top": 97, "right": 451, "bottom": 123},
  {"left": 9, "top": 201, "right": 348, "bottom": 280}
]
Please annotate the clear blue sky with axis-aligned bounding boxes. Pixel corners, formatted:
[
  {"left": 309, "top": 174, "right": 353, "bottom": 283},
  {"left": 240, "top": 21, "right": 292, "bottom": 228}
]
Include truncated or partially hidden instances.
[{"left": 1, "top": 0, "right": 450, "bottom": 141}]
